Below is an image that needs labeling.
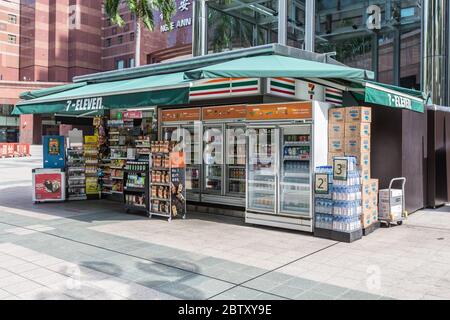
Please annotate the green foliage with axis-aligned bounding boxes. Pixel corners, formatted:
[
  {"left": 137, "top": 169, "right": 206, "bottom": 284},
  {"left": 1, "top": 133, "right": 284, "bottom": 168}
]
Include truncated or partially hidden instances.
[{"left": 104, "top": 0, "right": 176, "bottom": 31}]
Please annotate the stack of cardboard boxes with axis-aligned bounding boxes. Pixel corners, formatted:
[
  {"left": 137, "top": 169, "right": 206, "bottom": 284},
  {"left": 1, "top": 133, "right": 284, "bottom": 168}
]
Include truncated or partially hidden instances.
[{"left": 328, "top": 107, "right": 379, "bottom": 230}]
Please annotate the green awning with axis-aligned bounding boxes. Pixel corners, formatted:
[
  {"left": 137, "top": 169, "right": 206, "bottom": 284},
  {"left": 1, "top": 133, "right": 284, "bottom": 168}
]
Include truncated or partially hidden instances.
[
  {"left": 19, "top": 82, "right": 88, "bottom": 100},
  {"left": 354, "top": 81, "right": 425, "bottom": 113},
  {"left": 13, "top": 72, "right": 190, "bottom": 115},
  {"left": 184, "top": 55, "right": 374, "bottom": 81}
]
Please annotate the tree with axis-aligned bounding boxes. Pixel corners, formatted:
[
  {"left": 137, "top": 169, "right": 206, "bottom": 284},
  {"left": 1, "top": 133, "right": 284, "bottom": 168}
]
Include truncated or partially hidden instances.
[{"left": 104, "top": 0, "right": 176, "bottom": 31}]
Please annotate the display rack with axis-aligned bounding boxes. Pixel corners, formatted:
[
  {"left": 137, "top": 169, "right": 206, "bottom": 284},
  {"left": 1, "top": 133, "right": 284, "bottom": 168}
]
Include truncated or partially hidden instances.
[
  {"left": 149, "top": 141, "right": 186, "bottom": 221},
  {"left": 66, "top": 146, "right": 87, "bottom": 201},
  {"left": 84, "top": 136, "right": 99, "bottom": 198},
  {"left": 105, "top": 120, "right": 134, "bottom": 197},
  {"left": 124, "top": 161, "right": 149, "bottom": 214}
]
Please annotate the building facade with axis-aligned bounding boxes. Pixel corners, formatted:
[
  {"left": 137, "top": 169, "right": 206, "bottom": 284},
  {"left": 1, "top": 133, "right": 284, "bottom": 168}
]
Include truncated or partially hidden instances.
[
  {"left": 194, "top": 0, "right": 446, "bottom": 106},
  {"left": 1, "top": 0, "right": 194, "bottom": 143}
]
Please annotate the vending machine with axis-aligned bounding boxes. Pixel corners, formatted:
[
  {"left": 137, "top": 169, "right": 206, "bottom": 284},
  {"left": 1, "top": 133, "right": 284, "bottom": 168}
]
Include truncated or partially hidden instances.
[
  {"left": 43, "top": 135, "right": 66, "bottom": 168},
  {"left": 245, "top": 101, "right": 330, "bottom": 232}
]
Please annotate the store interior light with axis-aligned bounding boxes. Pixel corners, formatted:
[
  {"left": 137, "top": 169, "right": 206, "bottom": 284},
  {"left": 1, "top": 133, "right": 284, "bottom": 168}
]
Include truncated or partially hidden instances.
[{"left": 126, "top": 106, "right": 156, "bottom": 111}]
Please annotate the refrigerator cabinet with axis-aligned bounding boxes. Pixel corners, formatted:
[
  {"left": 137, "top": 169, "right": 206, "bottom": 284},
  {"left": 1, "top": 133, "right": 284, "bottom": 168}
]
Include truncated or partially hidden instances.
[
  {"left": 278, "top": 124, "right": 312, "bottom": 217},
  {"left": 245, "top": 126, "right": 278, "bottom": 214},
  {"left": 202, "top": 124, "right": 224, "bottom": 202},
  {"left": 224, "top": 124, "right": 247, "bottom": 206}
]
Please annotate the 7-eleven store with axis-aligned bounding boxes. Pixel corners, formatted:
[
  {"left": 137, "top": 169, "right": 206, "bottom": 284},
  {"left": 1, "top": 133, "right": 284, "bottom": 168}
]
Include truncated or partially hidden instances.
[{"left": 14, "top": 45, "right": 426, "bottom": 232}]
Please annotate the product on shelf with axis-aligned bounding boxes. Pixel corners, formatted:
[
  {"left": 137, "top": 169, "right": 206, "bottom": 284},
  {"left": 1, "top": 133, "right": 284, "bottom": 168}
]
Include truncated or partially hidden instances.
[
  {"left": 84, "top": 136, "right": 99, "bottom": 196},
  {"left": 66, "top": 147, "right": 87, "bottom": 201},
  {"left": 123, "top": 160, "right": 149, "bottom": 212},
  {"left": 149, "top": 142, "right": 186, "bottom": 220}
]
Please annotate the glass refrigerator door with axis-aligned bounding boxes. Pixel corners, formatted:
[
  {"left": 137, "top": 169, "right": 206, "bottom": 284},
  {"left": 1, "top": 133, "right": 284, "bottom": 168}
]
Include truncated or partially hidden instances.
[
  {"left": 247, "top": 127, "right": 278, "bottom": 214},
  {"left": 161, "top": 126, "right": 179, "bottom": 141},
  {"left": 203, "top": 125, "right": 223, "bottom": 195},
  {"left": 226, "top": 125, "right": 246, "bottom": 197},
  {"left": 279, "top": 125, "right": 311, "bottom": 216},
  {"left": 181, "top": 125, "right": 201, "bottom": 194}
]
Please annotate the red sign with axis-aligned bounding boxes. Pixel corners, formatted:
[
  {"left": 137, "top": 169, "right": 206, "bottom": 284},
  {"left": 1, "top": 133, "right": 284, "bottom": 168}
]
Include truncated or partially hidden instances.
[
  {"left": 0, "top": 143, "right": 30, "bottom": 157},
  {"left": 123, "top": 111, "right": 143, "bottom": 119},
  {"left": 34, "top": 172, "right": 63, "bottom": 201}
]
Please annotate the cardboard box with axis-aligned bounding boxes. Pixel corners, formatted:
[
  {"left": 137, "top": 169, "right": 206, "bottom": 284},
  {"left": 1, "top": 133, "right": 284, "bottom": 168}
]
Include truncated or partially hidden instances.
[
  {"left": 345, "top": 123, "right": 371, "bottom": 138},
  {"left": 361, "top": 212, "right": 373, "bottom": 228},
  {"left": 329, "top": 108, "right": 345, "bottom": 123},
  {"left": 329, "top": 138, "right": 345, "bottom": 153},
  {"left": 361, "top": 168, "right": 370, "bottom": 184},
  {"left": 345, "top": 137, "right": 370, "bottom": 154},
  {"left": 346, "top": 152, "right": 370, "bottom": 171},
  {"left": 369, "top": 179, "right": 379, "bottom": 194},
  {"left": 345, "top": 106, "right": 372, "bottom": 123},
  {"left": 329, "top": 122, "right": 345, "bottom": 138},
  {"left": 328, "top": 152, "right": 344, "bottom": 165}
]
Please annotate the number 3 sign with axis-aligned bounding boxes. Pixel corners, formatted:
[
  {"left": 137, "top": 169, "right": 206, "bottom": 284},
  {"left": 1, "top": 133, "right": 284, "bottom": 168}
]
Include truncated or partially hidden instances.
[{"left": 333, "top": 158, "right": 348, "bottom": 181}]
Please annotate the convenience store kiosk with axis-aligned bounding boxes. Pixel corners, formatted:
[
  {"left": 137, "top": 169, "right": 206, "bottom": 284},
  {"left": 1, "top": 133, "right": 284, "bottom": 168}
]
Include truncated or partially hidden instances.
[{"left": 15, "top": 44, "right": 427, "bottom": 233}]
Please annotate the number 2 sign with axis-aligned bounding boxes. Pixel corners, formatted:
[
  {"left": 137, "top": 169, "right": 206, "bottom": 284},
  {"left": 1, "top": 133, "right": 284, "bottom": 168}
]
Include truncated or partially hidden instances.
[{"left": 315, "top": 173, "right": 329, "bottom": 194}]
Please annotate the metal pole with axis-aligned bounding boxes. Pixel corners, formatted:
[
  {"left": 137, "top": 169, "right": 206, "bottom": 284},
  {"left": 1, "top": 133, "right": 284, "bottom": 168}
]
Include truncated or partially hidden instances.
[
  {"left": 393, "top": 27, "right": 400, "bottom": 86},
  {"left": 304, "top": 0, "right": 315, "bottom": 51},
  {"left": 371, "top": 33, "right": 379, "bottom": 82},
  {"left": 135, "top": 21, "right": 141, "bottom": 66},
  {"left": 278, "top": 0, "right": 287, "bottom": 45},
  {"left": 422, "top": 0, "right": 448, "bottom": 105},
  {"left": 192, "top": 0, "right": 208, "bottom": 56}
]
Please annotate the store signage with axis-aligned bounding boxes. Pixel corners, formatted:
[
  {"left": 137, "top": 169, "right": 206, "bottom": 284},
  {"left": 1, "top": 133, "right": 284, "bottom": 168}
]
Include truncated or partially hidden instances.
[
  {"left": 364, "top": 86, "right": 424, "bottom": 113},
  {"left": 296, "top": 80, "right": 325, "bottom": 102},
  {"left": 333, "top": 158, "right": 348, "bottom": 181},
  {"left": 123, "top": 111, "right": 143, "bottom": 119},
  {"left": 159, "top": 0, "right": 192, "bottom": 33},
  {"left": 315, "top": 173, "right": 329, "bottom": 194},
  {"left": 246, "top": 102, "right": 312, "bottom": 121},
  {"left": 65, "top": 97, "right": 104, "bottom": 112},
  {"left": 34, "top": 172, "right": 63, "bottom": 201}
]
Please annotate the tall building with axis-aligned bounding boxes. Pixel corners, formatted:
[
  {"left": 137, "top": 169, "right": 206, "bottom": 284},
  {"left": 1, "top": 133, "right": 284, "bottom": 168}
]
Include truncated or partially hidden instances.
[
  {"left": 19, "top": 0, "right": 103, "bottom": 82},
  {"left": 0, "top": 0, "right": 20, "bottom": 81},
  {"left": 101, "top": 0, "right": 192, "bottom": 71},
  {"left": 194, "top": 0, "right": 447, "bottom": 105},
  {"left": 1, "top": 0, "right": 194, "bottom": 143}
]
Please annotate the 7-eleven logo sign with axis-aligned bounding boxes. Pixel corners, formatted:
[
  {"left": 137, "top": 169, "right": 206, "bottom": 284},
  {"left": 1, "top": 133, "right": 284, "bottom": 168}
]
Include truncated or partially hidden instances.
[
  {"left": 308, "top": 83, "right": 316, "bottom": 100},
  {"left": 295, "top": 80, "right": 325, "bottom": 102}
]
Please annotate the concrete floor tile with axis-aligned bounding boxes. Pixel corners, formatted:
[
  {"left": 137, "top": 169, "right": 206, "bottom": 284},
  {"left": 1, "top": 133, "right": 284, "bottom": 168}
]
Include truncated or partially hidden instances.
[
  {"left": 311, "top": 283, "right": 351, "bottom": 297},
  {"left": 295, "top": 290, "right": 335, "bottom": 300},
  {"left": 0, "top": 274, "right": 28, "bottom": 287},
  {"left": 209, "top": 286, "right": 262, "bottom": 300},
  {"left": 3, "top": 280, "right": 44, "bottom": 296},
  {"left": 337, "top": 289, "right": 381, "bottom": 300}
]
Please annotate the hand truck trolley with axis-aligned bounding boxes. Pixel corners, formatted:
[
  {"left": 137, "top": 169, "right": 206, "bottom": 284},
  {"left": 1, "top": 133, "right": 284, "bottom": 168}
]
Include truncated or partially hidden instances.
[{"left": 378, "top": 177, "right": 407, "bottom": 227}]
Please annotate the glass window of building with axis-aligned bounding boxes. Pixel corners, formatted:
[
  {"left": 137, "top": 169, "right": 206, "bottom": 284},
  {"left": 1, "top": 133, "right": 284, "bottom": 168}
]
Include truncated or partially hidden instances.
[
  {"left": 118, "top": 35, "right": 123, "bottom": 44},
  {"left": 130, "top": 32, "right": 135, "bottom": 41},
  {"left": 116, "top": 59, "right": 125, "bottom": 70},
  {"left": 207, "top": 0, "right": 280, "bottom": 53},
  {"left": 315, "top": 0, "right": 421, "bottom": 89},
  {"left": 8, "top": 34, "right": 16, "bottom": 44},
  {"left": 129, "top": 57, "right": 135, "bottom": 68},
  {"left": 8, "top": 14, "right": 17, "bottom": 24},
  {"left": 105, "top": 38, "right": 112, "bottom": 47}
]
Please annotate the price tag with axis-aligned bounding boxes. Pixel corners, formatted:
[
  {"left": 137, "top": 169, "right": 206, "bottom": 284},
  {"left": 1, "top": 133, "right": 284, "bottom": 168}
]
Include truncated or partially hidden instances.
[
  {"left": 333, "top": 158, "right": 348, "bottom": 181},
  {"left": 315, "top": 173, "right": 329, "bottom": 194}
]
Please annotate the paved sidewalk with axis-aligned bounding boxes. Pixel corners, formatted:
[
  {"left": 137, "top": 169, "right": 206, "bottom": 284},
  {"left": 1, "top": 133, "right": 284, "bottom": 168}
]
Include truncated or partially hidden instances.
[{"left": 1, "top": 155, "right": 450, "bottom": 299}]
